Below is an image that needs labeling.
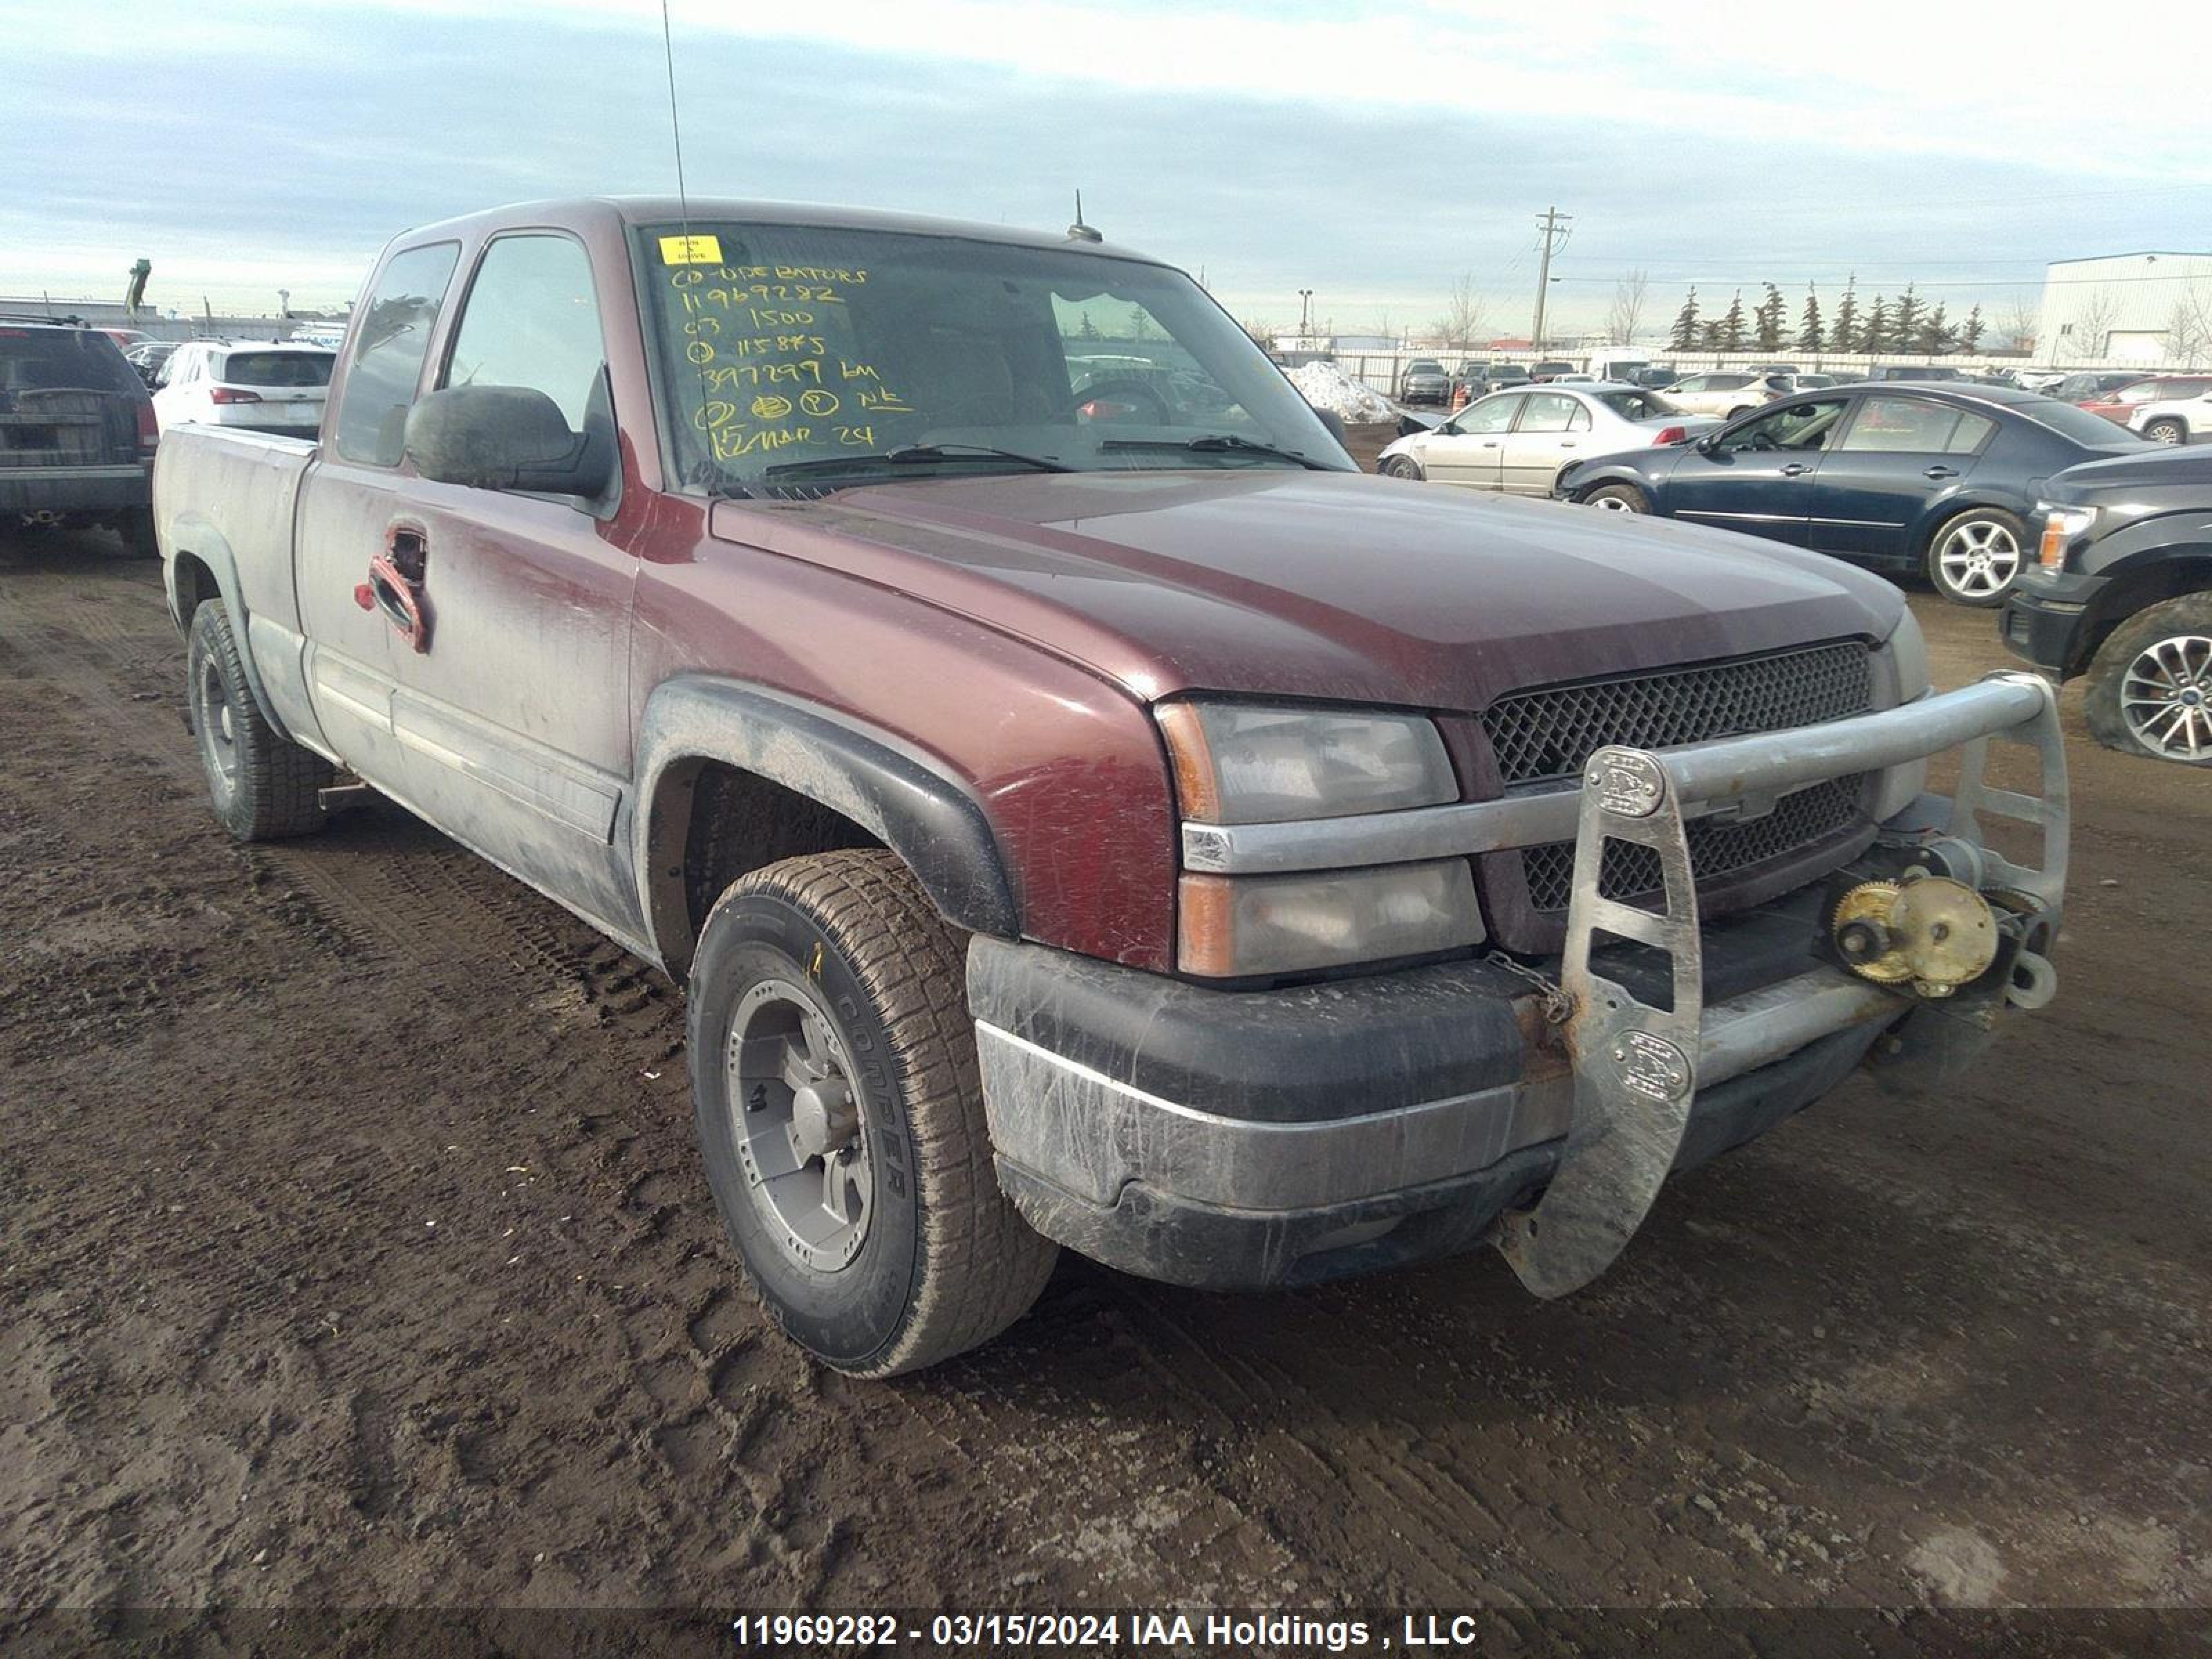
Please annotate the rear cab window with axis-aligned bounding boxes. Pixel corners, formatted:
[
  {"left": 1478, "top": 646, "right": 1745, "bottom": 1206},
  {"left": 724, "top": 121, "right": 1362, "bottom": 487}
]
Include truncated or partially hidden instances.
[{"left": 331, "top": 241, "right": 462, "bottom": 466}]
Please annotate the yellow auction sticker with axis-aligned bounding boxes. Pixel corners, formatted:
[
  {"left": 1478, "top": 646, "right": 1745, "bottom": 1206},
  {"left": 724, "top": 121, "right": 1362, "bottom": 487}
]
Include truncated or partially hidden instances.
[{"left": 659, "top": 234, "right": 723, "bottom": 265}]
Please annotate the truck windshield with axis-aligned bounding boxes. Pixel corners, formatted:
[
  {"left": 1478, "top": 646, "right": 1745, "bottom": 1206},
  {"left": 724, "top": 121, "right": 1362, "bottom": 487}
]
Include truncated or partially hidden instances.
[{"left": 635, "top": 222, "right": 1353, "bottom": 490}]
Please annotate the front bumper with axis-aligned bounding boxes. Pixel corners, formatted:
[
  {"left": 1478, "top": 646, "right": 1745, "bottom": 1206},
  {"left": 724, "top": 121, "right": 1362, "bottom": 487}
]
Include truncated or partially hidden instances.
[
  {"left": 2001, "top": 570, "right": 2110, "bottom": 677},
  {"left": 0, "top": 462, "right": 151, "bottom": 514},
  {"left": 971, "top": 674, "right": 2068, "bottom": 1293}
]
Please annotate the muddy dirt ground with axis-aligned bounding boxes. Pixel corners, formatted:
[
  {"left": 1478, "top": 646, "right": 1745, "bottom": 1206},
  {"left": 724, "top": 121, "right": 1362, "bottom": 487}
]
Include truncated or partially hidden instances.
[{"left": 3, "top": 477, "right": 2209, "bottom": 1636}]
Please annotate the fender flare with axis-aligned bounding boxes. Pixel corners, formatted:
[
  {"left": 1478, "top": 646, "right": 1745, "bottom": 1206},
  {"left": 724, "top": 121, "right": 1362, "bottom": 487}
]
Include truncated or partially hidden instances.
[
  {"left": 634, "top": 676, "right": 1020, "bottom": 972},
  {"left": 162, "top": 512, "right": 293, "bottom": 739}
]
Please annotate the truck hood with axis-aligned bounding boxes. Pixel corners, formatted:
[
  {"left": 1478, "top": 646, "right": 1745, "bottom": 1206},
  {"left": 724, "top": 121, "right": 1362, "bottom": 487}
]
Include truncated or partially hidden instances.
[{"left": 712, "top": 469, "right": 1904, "bottom": 711}]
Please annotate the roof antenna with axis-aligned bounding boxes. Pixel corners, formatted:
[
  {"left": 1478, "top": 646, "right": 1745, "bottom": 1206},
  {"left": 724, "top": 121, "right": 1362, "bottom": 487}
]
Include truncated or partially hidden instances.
[{"left": 1067, "top": 189, "right": 1102, "bottom": 244}]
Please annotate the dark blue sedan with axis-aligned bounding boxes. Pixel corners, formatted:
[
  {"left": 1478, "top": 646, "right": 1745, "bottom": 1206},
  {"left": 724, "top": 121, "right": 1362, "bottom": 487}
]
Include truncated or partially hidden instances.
[{"left": 1552, "top": 384, "right": 2150, "bottom": 605}]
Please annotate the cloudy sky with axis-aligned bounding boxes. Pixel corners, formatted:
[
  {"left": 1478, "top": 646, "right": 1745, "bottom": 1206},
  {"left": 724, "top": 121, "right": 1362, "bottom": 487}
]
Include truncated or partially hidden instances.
[{"left": 8, "top": 0, "right": 2211, "bottom": 336}]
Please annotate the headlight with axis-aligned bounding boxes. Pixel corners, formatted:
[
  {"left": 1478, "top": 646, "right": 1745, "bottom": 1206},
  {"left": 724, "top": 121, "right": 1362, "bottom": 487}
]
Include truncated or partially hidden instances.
[
  {"left": 2037, "top": 503, "right": 2097, "bottom": 570},
  {"left": 1178, "top": 861, "right": 1483, "bottom": 977},
  {"left": 1155, "top": 700, "right": 1456, "bottom": 824}
]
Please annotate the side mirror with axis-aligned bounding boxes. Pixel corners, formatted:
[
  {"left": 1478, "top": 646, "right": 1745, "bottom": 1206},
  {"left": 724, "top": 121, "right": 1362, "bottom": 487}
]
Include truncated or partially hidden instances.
[{"left": 404, "top": 384, "right": 612, "bottom": 498}]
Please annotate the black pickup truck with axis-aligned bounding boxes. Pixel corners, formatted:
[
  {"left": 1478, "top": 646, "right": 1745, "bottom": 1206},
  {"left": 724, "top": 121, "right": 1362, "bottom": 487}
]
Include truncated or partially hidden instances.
[
  {"left": 0, "top": 320, "right": 160, "bottom": 554},
  {"left": 2003, "top": 447, "right": 2212, "bottom": 765}
]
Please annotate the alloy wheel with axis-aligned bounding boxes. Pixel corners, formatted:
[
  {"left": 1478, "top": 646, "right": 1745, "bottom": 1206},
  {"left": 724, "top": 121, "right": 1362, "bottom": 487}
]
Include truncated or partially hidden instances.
[
  {"left": 1935, "top": 518, "right": 2022, "bottom": 599},
  {"left": 725, "top": 977, "right": 874, "bottom": 1273},
  {"left": 2119, "top": 632, "right": 2212, "bottom": 760}
]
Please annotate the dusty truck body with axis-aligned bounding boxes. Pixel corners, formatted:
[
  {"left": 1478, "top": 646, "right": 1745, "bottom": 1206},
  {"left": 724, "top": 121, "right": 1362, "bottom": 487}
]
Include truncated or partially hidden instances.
[{"left": 153, "top": 198, "right": 2069, "bottom": 1375}]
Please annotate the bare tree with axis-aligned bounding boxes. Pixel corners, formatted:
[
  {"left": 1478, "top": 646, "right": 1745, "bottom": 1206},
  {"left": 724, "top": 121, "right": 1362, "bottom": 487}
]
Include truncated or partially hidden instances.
[
  {"left": 1239, "top": 318, "right": 1279, "bottom": 352},
  {"left": 1602, "top": 269, "right": 1649, "bottom": 345},
  {"left": 2063, "top": 285, "right": 2121, "bottom": 364},
  {"left": 2164, "top": 281, "right": 2212, "bottom": 368},
  {"left": 1432, "top": 274, "right": 1488, "bottom": 350},
  {"left": 1998, "top": 296, "right": 2040, "bottom": 355}
]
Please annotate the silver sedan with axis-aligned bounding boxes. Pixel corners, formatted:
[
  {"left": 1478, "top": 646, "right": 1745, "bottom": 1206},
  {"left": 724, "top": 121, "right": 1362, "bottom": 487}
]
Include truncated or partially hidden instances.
[{"left": 1376, "top": 383, "right": 1718, "bottom": 497}]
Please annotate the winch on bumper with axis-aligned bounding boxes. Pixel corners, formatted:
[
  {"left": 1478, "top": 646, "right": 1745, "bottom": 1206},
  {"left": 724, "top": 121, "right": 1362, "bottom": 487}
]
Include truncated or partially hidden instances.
[{"left": 966, "top": 673, "right": 2068, "bottom": 1293}]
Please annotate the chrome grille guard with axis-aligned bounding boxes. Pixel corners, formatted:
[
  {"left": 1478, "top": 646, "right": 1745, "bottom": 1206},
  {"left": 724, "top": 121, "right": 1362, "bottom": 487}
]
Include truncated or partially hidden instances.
[{"left": 1495, "top": 671, "right": 2068, "bottom": 1297}]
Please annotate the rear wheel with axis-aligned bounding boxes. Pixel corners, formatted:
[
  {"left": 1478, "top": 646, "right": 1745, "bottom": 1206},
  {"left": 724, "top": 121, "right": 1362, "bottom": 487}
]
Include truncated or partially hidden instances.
[
  {"left": 2083, "top": 593, "right": 2212, "bottom": 765},
  {"left": 1924, "top": 507, "right": 2027, "bottom": 607},
  {"left": 2144, "top": 418, "right": 2188, "bottom": 447},
  {"left": 187, "top": 600, "right": 332, "bottom": 839},
  {"left": 1582, "top": 483, "right": 1650, "bottom": 514},
  {"left": 688, "top": 849, "right": 1057, "bottom": 1376}
]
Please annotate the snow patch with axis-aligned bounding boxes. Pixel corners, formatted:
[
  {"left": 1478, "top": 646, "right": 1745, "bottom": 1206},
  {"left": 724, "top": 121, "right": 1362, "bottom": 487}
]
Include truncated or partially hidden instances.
[{"left": 1287, "top": 360, "right": 1396, "bottom": 423}]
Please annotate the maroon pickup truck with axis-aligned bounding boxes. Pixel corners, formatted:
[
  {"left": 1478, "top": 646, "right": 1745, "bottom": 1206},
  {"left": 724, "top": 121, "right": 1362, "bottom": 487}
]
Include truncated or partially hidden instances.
[{"left": 154, "top": 198, "right": 2071, "bottom": 1375}]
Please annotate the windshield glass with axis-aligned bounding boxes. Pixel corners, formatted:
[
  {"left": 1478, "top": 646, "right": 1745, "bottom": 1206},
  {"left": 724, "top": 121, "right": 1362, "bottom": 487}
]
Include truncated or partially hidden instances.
[
  {"left": 635, "top": 222, "right": 1352, "bottom": 489},
  {"left": 1594, "top": 388, "right": 1681, "bottom": 420}
]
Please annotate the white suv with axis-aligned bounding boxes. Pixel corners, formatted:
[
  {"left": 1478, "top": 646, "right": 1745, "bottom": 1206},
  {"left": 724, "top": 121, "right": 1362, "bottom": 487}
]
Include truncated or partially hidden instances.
[
  {"left": 2128, "top": 390, "right": 2212, "bottom": 447},
  {"left": 151, "top": 341, "right": 335, "bottom": 436}
]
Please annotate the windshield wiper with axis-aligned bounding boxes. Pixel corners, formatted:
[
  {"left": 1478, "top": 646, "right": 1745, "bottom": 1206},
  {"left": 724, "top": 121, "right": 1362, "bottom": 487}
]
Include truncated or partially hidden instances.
[
  {"left": 762, "top": 442, "right": 1074, "bottom": 481},
  {"left": 1098, "top": 433, "right": 1329, "bottom": 470}
]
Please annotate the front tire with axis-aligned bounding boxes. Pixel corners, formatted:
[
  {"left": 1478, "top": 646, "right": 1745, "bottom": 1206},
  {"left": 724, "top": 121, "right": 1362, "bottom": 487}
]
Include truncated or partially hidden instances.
[
  {"left": 1379, "top": 453, "right": 1424, "bottom": 480},
  {"left": 2083, "top": 593, "right": 2212, "bottom": 765},
  {"left": 187, "top": 600, "right": 332, "bottom": 839},
  {"left": 2144, "top": 418, "right": 2188, "bottom": 447},
  {"left": 1924, "top": 507, "right": 2027, "bottom": 607},
  {"left": 1582, "top": 482, "right": 1650, "bottom": 514},
  {"left": 688, "top": 850, "right": 1058, "bottom": 1376}
]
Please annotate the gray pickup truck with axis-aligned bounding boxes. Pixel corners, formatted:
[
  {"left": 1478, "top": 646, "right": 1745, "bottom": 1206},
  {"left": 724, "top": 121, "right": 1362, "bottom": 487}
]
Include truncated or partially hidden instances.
[{"left": 154, "top": 198, "right": 2070, "bottom": 1375}]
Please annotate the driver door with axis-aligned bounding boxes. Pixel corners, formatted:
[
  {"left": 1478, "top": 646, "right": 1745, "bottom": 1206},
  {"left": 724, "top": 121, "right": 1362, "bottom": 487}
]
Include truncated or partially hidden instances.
[
  {"left": 1662, "top": 397, "right": 1846, "bottom": 547},
  {"left": 1419, "top": 393, "right": 1518, "bottom": 489}
]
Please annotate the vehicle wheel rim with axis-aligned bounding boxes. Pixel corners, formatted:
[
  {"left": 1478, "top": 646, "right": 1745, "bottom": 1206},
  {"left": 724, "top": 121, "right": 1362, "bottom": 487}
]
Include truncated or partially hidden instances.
[
  {"left": 1592, "top": 494, "right": 1634, "bottom": 512},
  {"left": 727, "top": 977, "right": 874, "bottom": 1273},
  {"left": 2150, "top": 424, "right": 2182, "bottom": 446},
  {"left": 1936, "top": 520, "right": 2021, "bottom": 597},
  {"left": 2119, "top": 632, "right": 2212, "bottom": 760},
  {"left": 194, "top": 657, "right": 240, "bottom": 795}
]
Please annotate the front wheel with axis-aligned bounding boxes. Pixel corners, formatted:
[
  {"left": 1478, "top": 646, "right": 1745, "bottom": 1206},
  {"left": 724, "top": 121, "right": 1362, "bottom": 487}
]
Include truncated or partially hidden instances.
[
  {"left": 1924, "top": 508, "right": 2027, "bottom": 607},
  {"left": 687, "top": 849, "right": 1058, "bottom": 1376},
  {"left": 1581, "top": 483, "right": 1650, "bottom": 514},
  {"left": 2083, "top": 592, "right": 2212, "bottom": 765},
  {"left": 1379, "top": 454, "right": 1424, "bottom": 480},
  {"left": 2144, "top": 418, "right": 2188, "bottom": 447},
  {"left": 187, "top": 600, "right": 332, "bottom": 839}
]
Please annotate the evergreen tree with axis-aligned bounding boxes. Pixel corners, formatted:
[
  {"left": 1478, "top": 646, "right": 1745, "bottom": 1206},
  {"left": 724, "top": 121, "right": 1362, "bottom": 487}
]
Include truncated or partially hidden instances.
[
  {"left": 1960, "top": 305, "right": 1985, "bottom": 353},
  {"left": 1918, "top": 301, "right": 1951, "bottom": 355},
  {"left": 1719, "top": 289, "right": 1747, "bottom": 352},
  {"left": 1755, "top": 283, "right": 1786, "bottom": 352},
  {"left": 1831, "top": 276, "right": 1860, "bottom": 356},
  {"left": 1861, "top": 295, "right": 1888, "bottom": 355},
  {"left": 1797, "top": 284, "right": 1825, "bottom": 353},
  {"left": 1890, "top": 285, "right": 1925, "bottom": 353},
  {"left": 1698, "top": 317, "right": 1723, "bottom": 351},
  {"left": 1668, "top": 288, "right": 1701, "bottom": 352}
]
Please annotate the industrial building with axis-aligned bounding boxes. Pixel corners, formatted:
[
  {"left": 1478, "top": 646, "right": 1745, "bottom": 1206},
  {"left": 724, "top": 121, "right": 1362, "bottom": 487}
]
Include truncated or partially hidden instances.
[{"left": 2036, "top": 251, "right": 2212, "bottom": 367}]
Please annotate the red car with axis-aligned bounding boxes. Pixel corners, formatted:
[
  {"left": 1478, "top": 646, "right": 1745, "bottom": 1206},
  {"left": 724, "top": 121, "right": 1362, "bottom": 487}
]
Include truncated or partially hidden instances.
[{"left": 2078, "top": 374, "right": 2212, "bottom": 425}]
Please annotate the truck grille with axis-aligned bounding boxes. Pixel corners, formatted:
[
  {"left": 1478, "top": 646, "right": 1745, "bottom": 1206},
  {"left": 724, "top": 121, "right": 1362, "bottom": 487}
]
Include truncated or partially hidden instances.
[
  {"left": 1481, "top": 639, "right": 1875, "bottom": 785},
  {"left": 1519, "top": 776, "right": 1866, "bottom": 912},
  {"left": 1481, "top": 639, "right": 1878, "bottom": 919}
]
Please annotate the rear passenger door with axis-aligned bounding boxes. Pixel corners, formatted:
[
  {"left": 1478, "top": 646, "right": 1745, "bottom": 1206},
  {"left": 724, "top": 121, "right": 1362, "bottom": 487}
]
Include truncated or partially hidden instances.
[
  {"left": 1497, "top": 391, "right": 1589, "bottom": 496},
  {"left": 1802, "top": 395, "right": 1995, "bottom": 562}
]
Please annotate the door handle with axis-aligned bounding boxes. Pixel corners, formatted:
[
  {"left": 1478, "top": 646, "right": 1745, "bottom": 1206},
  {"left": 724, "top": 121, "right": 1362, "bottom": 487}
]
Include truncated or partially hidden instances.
[
  {"left": 1559, "top": 440, "right": 1577, "bottom": 449},
  {"left": 359, "top": 552, "right": 431, "bottom": 653},
  {"left": 1781, "top": 462, "right": 1808, "bottom": 476},
  {"left": 1924, "top": 465, "right": 1959, "bottom": 480},
  {"left": 1481, "top": 441, "right": 1500, "bottom": 449}
]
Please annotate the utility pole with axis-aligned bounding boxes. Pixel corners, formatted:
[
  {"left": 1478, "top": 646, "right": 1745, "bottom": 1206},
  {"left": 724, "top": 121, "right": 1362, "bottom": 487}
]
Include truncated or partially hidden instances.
[
  {"left": 1298, "top": 288, "right": 1314, "bottom": 338},
  {"left": 1530, "top": 206, "right": 1572, "bottom": 353}
]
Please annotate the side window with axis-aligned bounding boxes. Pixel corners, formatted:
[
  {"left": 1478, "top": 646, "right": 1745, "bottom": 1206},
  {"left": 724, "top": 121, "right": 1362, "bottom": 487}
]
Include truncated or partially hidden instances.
[
  {"left": 1453, "top": 395, "right": 1520, "bottom": 435},
  {"left": 1719, "top": 400, "right": 1846, "bottom": 453},
  {"left": 1514, "top": 393, "right": 1579, "bottom": 433},
  {"left": 1839, "top": 396, "right": 1966, "bottom": 453},
  {"left": 1566, "top": 402, "right": 1591, "bottom": 432},
  {"left": 444, "top": 234, "right": 610, "bottom": 433},
  {"left": 332, "top": 241, "right": 461, "bottom": 467},
  {"left": 1944, "top": 411, "right": 1996, "bottom": 454},
  {"left": 1674, "top": 375, "right": 1707, "bottom": 392}
]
